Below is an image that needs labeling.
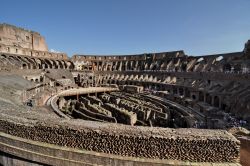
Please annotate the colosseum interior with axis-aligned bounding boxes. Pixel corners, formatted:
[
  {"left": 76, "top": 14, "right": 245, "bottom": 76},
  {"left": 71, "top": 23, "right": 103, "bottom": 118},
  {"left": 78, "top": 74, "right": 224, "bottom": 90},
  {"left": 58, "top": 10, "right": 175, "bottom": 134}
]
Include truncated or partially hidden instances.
[{"left": 0, "top": 23, "right": 249, "bottom": 166}]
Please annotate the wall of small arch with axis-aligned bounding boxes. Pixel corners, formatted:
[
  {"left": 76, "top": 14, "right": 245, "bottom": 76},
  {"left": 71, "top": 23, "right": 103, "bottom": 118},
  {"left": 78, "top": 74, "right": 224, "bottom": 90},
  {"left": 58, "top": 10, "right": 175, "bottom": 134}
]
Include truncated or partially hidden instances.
[{"left": 0, "top": 53, "right": 74, "bottom": 70}]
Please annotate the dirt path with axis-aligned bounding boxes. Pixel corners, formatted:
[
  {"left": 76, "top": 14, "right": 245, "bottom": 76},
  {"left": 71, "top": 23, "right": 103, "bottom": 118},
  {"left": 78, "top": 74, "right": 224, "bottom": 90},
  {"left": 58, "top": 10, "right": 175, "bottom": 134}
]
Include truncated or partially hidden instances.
[
  {"left": 241, "top": 149, "right": 250, "bottom": 166},
  {"left": 239, "top": 136, "right": 250, "bottom": 166}
]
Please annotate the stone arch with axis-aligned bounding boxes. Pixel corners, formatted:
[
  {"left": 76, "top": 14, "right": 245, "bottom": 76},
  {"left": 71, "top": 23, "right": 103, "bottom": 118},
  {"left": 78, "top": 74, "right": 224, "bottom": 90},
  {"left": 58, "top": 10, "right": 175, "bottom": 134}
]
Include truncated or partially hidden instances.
[
  {"left": 44, "top": 59, "right": 53, "bottom": 69},
  {"left": 39, "top": 59, "right": 48, "bottom": 69},
  {"left": 214, "top": 96, "right": 220, "bottom": 107},
  {"left": 22, "top": 56, "right": 31, "bottom": 62},
  {"left": 0, "top": 54, "right": 7, "bottom": 58},
  {"left": 234, "top": 64, "right": 242, "bottom": 73},
  {"left": 68, "top": 61, "right": 75, "bottom": 69},
  {"left": 129, "top": 61, "right": 134, "bottom": 70},
  {"left": 29, "top": 58, "right": 38, "bottom": 69},
  {"left": 206, "top": 94, "right": 212, "bottom": 105},
  {"left": 61, "top": 60, "right": 68, "bottom": 69},
  {"left": 173, "top": 87, "right": 178, "bottom": 94},
  {"left": 181, "top": 63, "right": 187, "bottom": 71},
  {"left": 17, "top": 57, "right": 30, "bottom": 68},
  {"left": 16, "top": 56, "right": 24, "bottom": 62},
  {"left": 50, "top": 60, "right": 58, "bottom": 69},
  {"left": 190, "top": 94, "right": 196, "bottom": 100},
  {"left": 22, "top": 64, "right": 28, "bottom": 69},
  {"left": 34, "top": 59, "right": 42, "bottom": 69},
  {"left": 223, "top": 63, "right": 231, "bottom": 72},
  {"left": 8, "top": 56, "right": 18, "bottom": 64},
  {"left": 40, "top": 76, "right": 44, "bottom": 82},
  {"left": 25, "top": 57, "right": 37, "bottom": 69},
  {"left": 179, "top": 88, "right": 184, "bottom": 96},
  {"left": 150, "top": 62, "right": 157, "bottom": 70},
  {"left": 11, "top": 55, "right": 21, "bottom": 62},
  {"left": 56, "top": 60, "right": 63, "bottom": 69},
  {"left": 115, "top": 62, "right": 120, "bottom": 71}
]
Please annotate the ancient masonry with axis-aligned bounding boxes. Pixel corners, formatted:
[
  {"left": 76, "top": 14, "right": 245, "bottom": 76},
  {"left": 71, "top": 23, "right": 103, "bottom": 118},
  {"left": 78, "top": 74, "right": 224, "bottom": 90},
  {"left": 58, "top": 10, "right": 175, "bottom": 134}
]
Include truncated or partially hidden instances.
[{"left": 0, "top": 23, "right": 248, "bottom": 166}]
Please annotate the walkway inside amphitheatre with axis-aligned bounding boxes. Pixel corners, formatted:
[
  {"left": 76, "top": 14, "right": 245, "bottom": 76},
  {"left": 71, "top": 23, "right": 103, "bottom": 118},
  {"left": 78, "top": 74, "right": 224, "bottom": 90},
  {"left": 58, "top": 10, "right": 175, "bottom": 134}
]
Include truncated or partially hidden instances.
[{"left": 0, "top": 24, "right": 250, "bottom": 166}]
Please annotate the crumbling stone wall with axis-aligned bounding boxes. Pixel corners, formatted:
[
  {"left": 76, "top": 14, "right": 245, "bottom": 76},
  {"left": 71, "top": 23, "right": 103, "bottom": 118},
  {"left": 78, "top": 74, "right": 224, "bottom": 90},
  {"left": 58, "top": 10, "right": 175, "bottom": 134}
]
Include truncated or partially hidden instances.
[
  {"left": 0, "top": 23, "right": 48, "bottom": 51},
  {"left": 103, "top": 103, "right": 137, "bottom": 125},
  {"left": 0, "top": 113, "right": 240, "bottom": 163}
]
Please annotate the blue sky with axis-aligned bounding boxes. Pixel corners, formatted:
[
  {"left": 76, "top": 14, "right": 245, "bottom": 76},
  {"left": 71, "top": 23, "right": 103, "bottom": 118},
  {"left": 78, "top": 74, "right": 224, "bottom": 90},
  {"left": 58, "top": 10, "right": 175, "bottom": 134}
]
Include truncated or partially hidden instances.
[{"left": 1, "top": 0, "right": 250, "bottom": 56}]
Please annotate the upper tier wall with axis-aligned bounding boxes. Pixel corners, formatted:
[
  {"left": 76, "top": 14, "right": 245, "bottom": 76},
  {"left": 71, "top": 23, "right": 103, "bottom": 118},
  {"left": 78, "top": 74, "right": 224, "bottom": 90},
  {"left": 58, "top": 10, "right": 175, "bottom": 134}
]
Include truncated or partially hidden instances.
[
  {"left": 72, "top": 51, "right": 245, "bottom": 62},
  {"left": 0, "top": 44, "right": 68, "bottom": 60},
  {"left": 72, "top": 50, "right": 185, "bottom": 61},
  {"left": 0, "top": 24, "right": 48, "bottom": 52}
]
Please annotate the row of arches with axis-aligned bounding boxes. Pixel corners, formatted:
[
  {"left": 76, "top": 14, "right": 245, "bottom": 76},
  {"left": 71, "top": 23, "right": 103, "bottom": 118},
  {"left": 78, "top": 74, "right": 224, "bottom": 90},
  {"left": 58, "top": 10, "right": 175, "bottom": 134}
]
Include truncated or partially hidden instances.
[
  {"left": 74, "top": 55, "right": 229, "bottom": 73},
  {"left": 0, "top": 54, "right": 74, "bottom": 70},
  {"left": 78, "top": 73, "right": 224, "bottom": 111},
  {"left": 223, "top": 63, "right": 249, "bottom": 73}
]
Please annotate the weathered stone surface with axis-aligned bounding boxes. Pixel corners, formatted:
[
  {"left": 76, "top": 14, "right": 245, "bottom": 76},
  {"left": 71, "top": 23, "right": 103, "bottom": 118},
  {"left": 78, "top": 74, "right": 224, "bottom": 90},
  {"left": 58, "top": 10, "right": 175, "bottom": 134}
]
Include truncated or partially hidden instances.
[
  {"left": 0, "top": 23, "right": 248, "bottom": 166},
  {"left": 0, "top": 23, "right": 48, "bottom": 51},
  {"left": 0, "top": 111, "right": 240, "bottom": 163}
]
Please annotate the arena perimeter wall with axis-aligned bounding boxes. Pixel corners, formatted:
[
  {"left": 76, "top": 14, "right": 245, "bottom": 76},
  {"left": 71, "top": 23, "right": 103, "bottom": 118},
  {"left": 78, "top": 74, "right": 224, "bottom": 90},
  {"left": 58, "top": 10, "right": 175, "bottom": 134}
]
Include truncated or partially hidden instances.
[{"left": 0, "top": 112, "right": 241, "bottom": 166}]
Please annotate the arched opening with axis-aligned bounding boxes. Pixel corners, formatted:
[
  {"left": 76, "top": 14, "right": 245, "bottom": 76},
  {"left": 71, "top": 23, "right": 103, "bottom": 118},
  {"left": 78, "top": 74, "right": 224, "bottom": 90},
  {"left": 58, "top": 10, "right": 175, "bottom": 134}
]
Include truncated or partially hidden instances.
[
  {"left": 121, "top": 63, "right": 126, "bottom": 71},
  {"left": 115, "top": 62, "right": 120, "bottom": 71},
  {"left": 199, "top": 92, "right": 204, "bottom": 101},
  {"left": 51, "top": 60, "right": 58, "bottom": 69},
  {"left": 214, "top": 96, "right": 220, "bottom": 107},
  {"left": 181, "top": 63, "right": 187, "bottom": 71},
  {"left": 44, "top": 59, "right": 52, "bottom": 68},
  {"left": 206, "top": 94, "right": 212, "bottom": 105},
  {"left": 61, "top": 61, "right": 67, "bottom": 69},
  {"left": 151, "top": 63, "right": 157, "bottom": 70},
  {"left": 40, "top": 76, "right": 44, "bottom": 82},
  {"left": 173, "top": 87, "right": 178, "bottom": 94},
  {"left": 223, "top": 63, "right": 231, "bottom": 72},
  {"left": 234, "top": 64, "right": 242, "bottom": 73},
  {"left": 59, "top": 61, "right": 64, "bottom": 68},
  {"left": 179, "top": 88, "right": 184, "bottom": 96},
  {"left": 221, "top": 103, "right": 227, "bottom": 111},
  {"left": 1, "top": 54, "right": 7, "bottom": 58},
  {"left": 192, "top": 95, "right": 196, "bottom": 100},
  {"left": 22, "top": 64, "right": 27, "bottom": 69}
]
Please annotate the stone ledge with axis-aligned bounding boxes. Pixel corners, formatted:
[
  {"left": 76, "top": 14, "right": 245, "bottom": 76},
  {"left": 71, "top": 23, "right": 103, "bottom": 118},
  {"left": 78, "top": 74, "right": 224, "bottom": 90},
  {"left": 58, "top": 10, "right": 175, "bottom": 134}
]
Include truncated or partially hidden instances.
[
  {"left": 0, "top": 111, "right": 240, "bottom": 163},
  {"left": 0, "top": 132, "right": 240, "bottom": 166}
]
